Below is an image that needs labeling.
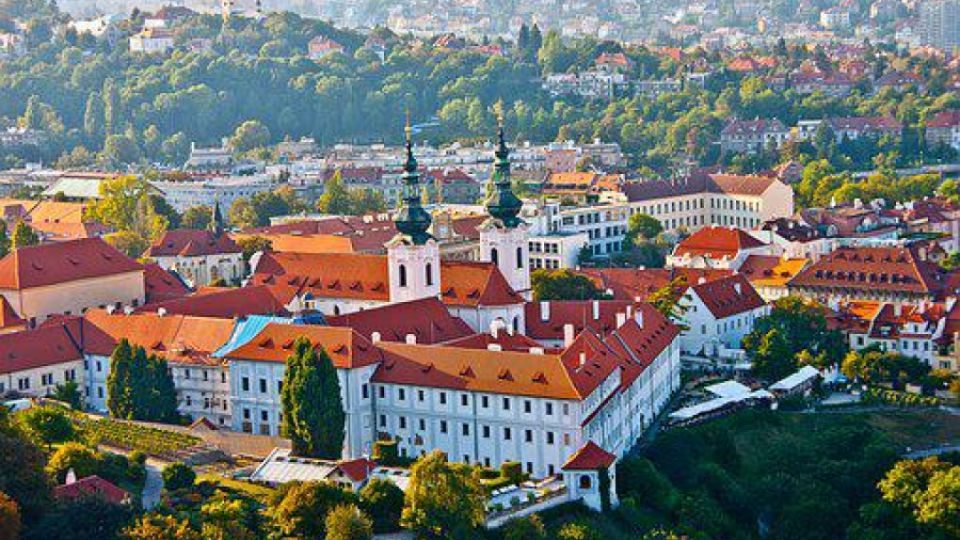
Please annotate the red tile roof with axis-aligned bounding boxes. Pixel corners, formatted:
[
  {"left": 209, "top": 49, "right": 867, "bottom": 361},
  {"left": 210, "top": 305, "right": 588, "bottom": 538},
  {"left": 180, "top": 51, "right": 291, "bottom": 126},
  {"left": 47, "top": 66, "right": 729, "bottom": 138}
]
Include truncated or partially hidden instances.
[
  {"left": 524, "top": 300, "right": 636, "bottom": 341},
  {"left": 54, "top": 476, "right": 129, "bottom": 505},
  {"left": 143, "top": 264, "right": 191, "bottom": 304},
  {"left": 223, "top": 324, "right": 382, "bottom": 369},
  {"left": 0, "top": 296, "right": 25, "bottom": 330},
  {"left": 691, "top": 274, "right": 766, "bottom": 318},
  {"left": 0, "top": 325, "right": 82, "bottom": 375},
  {"left": 673, "top": 227, "right": 766, "bottom": 260},
  {"left": 789, "top": 246, "right": 946, "bottom": 296},
  {"left": 0, "top": 238, "right": 143, "bottom": 290},
  {"left": 373, "top": 341, "right": 618, "bottom": 400},
  {"left": 561, "top": 441, "right": 616, "bottom": 470},
  {"left": 577, "top": 267, "right": 732, "bottom": 301},
  {"left": 326, "top": 298, "right": 474, "bottom": 345},
  {"left": 621, "top": 171, "right": 778, "bottom": 202},
  {"left": 926, "top": 109, "right": 960, "bottom": 129},
  {"left": 333, "top": 458, "right": 376, "bottom": 483},
  {"left": 81, "top": 310, "right": 235, "bottom": 365},
  {"left": 145, "top": 229, "right": 241, "bottom": 258},
  {"left": 440, "top": 261, "right": 524, "bottom": 307},
  {"left": 441, "top": 330, "right": 543, "bottom": 352},
  {"left": 139, "top": 285, "right": 295, "bottom": 318}
]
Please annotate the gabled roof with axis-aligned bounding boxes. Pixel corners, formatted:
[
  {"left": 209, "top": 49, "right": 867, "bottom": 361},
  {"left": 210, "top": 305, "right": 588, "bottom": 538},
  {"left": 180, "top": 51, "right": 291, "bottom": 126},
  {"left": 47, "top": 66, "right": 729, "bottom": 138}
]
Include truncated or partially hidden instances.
[
  {"left": 145, "top": 229, "right": 241, "bottom": 258},
  {"left": 738, "top": 255, "right": 809, "bottom": 287},
  {"left": 440, "top": 331, "right": 543, "bottom": 352},
  {"left": 54, "top": 476, "right": 129, "bottom": 505},
  {"left": 578, "top": 267, "right": 732, "bottom": 301},
  {"left": 373, "top": 341, "right": 618, "bottom": 400},
  {"left": 673, "top": 227, "right": 766, "bottom": 260},
  {"left": 789, "top": 246, "right": 945, "bottom": 295},
  {"left": 326, "top": 298, "right": 473, "bottom": 345},
  {"left": 0, "top": 325, "right": 83, "bottom": 375},
  {"left": 440, "top": 261, "right": 524, "bottom": 306},
  {"left": 690, "top": 274, "right": 766, "bottom": 319},
  {"left": 0, "top": 238, "right": 143, "bottom": 290},
  {"left": 621, "top": 171, "right": 780, "bottom": 202},
  {"left": 222, "top": 323, "right": 382, "bottom": 369},
  {"left": 524, "top": 300, "right": 636, "bottom": 341},
  {"left": 143, "top": 263, "right": 191, "bottom": 304},
  {"left": 927, "top": 110, "right": 960, "bottom": 129},
  {"left": 561, "top": 441, "right": 616, "bottom": 470},
  {"left": 0, "top": 296, "right": 25, "bottom": 330},
  {"left": 139, "top": 285, "right": 295, "bottom": 318}
]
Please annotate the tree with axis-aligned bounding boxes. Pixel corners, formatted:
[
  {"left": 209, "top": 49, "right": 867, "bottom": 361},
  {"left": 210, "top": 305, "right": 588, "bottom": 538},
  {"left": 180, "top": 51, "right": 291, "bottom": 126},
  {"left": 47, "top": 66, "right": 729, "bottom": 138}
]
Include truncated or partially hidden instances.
[
  {"left": 28, "top": 495, "right": 134, "bottom": 540},
  {"left": 161, "top": 462, "right": 196, "bottom": 492},
  {"left": 359, "top": 478, "right": 404, "bottom": 533},
  {"left": 18, "top": 406, "right": 75, "bottom": 449},
  {"left": 102, "top": 134, "right": 142, "bottom": 166},
  {"left": 106, "top": 340, "right": 179, "bottom": 423},
  {"left": 0, "top": 491, "right": 21, "bottom": 540},
  {"left": 236, "top": 235, "right": 272, "bottom": 263},
  {"left": 0, "top": 223, "right": 9, "bottom": 259},
  {"left": 324, "top": 504, "right": 373, "bottom": 540},
  {"left": 46, "top": 442, "right": 100, "bottom": 483},
  {"left": 103, "top": 230, "right": 150, "bottom": 259},
  {"left": 228, "top": 198, "right": 259, "bottom": 230},
  {"left": 123, "top": 514, "right": 200, "bottom": 540},
  {"left": 280, "top": 337, "right": 345, "bottom": 459},
  {"left": 181, "top": 206, "right": 212, "bottom": 230},
  {"left": 503, "top": 514, "right": 547, "bottom": 540},
  {"left": 269, "top": 481, "right": 358, "bottom": 539},
  {"left": 531, "top": 269, "right": 604, "bottom": 301},
  {"left": 0, "top": 424, "right": 51, "bottom": 525},
  {"left": 401, "top": 451, "right": 486, "bottom": 540},
  {"left": 200, "top": 498, "right": 257, "bottom": 540},
  {"left": 86, "top": 176, "right": 168, "bottom": 241},
  {"left": 625, "top": 213, "right": 663, "bottom": 245},
  {"left": 879, "top": 457, "right": 960, "bottom": 537},
  {"left": 11, "top": 221, "right": 38, "bottom": 249},
  {"left": 317, "top": 171, "right": 354, "bottom": 215},
  {"left": 743, "top": 296, "right": 847, "bottom": 376},
  {"left": 229, "top": 120, "right": 271, "bottom": 153},
  {"left": 648, "top": 277, "right": 690, "bottom": 327}
]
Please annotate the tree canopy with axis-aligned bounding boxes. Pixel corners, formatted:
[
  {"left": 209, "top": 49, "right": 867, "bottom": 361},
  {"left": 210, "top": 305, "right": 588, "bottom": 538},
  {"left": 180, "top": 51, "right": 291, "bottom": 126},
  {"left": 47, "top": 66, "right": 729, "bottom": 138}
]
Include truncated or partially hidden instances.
[{"left": 280, "top": 337, "right": 346, "bottom": 459}]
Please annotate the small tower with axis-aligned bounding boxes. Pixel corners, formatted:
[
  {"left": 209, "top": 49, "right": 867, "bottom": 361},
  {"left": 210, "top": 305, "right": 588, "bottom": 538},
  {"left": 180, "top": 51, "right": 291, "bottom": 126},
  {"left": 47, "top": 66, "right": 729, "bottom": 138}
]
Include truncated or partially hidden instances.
[
  {"left": 387, "top": 115, "right": 441, "bottom": 304},
  {"left": 479, "top": 118, "right": 530, "bottom": 296}
]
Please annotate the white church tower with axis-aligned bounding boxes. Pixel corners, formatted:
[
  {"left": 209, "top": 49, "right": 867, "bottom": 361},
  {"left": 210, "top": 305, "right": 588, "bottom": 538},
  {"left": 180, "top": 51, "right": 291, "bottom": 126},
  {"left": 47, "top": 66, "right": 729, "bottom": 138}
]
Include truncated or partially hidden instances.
[
  {"left": 387, "top": 118, "right": 441, "bottom": 304},
  {"left": 479, "top": 121, "right": 531, "bottom": 298}
]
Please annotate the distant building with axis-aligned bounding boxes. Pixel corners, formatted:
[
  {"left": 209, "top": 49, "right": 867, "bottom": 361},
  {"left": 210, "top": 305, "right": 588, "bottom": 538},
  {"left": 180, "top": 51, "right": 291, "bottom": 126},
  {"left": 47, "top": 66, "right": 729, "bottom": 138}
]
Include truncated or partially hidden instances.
[
  {"left": 129, "top": 28, "right": 175, "bottom": 54},
  {"left": 919, "top": 0, "right": 960, "bottom": 51},
  {"left": 819, "top": 7, "right": 852, "bottom": 29},
  {"left": 925, "top": 109, "right": 960, "bottom": 150},
  {"left": 528, "top": 231, "right": 590, "bottom": 270},
  {"left": 308, "top": 36, "right": 345, "bottom": 60},
  {"left": 719, "top": 118, "right": 789, "bottom": 155},
  {"left": 145, "top": 227, "right": 244, "bottom": 287}
]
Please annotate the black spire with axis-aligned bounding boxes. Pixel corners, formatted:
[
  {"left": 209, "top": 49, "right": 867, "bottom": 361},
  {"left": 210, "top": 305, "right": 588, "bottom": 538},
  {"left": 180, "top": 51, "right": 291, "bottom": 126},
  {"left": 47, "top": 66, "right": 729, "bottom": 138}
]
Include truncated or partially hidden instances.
[
  {"left": 484, "top": 118, "right": 523, "bottom": 228},
  {"left": 209, "top": 199, "right": 224, "bottom": 237},
  {"left": 393, "top": 113, "right": 433, "bottom": 245}
]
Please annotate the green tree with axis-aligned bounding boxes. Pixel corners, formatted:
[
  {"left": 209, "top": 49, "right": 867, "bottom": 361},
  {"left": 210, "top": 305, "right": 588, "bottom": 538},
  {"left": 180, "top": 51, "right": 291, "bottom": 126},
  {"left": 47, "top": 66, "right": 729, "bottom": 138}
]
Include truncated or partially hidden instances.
[
  {"left": 880, "top": 457, "right": 960, "bottom": 537},
  {"left": 531, "top": 269, "right": 604, "bottom": 301},
  {"left": 0, "top": 491, "right": 21, "bottom": 540},
  {"left": 503, "top": 514, "right": 547, "bottom": 540},
  {"left": 18, "top": 407, "right": 75, "bottom": 450},
  {"left": 236, "top": 235, "right": 273, "bottom": 262},
  {"left": 400, "top": 451, "right": 486, "bottom": 540},
  {"left": 317, "top": 171, "right": 354, "bottom": 215},
  {"left": 123, "top": 514, "right": 200, "bottom": 540},
  {"left": 359, "top": 478, "right": 404, "bottom": 533},
  {"left": 324, "top": 504, "right": 373, "bottom": 540},
  {"left": 102, "top": 134, "right": 142, "bottom": 166},
  {"left": 625, "top": 213, "right": 663, "bottom": 245},
  {"left": 229, "top": 120, "right": 271, "bottom": 153},
  {"left": 199, "top": 497, "right": 257, "bottom": 540},
  {"left": 28, "top": 494, "right": 134, "bottom": 540},
  {"left": 648, "top": 277, "right": 689, "bottom": 326},
  {"left": 0, "top": 421, "right": 51, "bottom": 525},
  {"left": 161, "top": 462, "right": 196, "bottom": 492},
  {"left": 743, "top": 296, "right": 847, "bottom": 376},
  {"left": 11, "top": 221, "right": 38, "bottom": 249},
  {"left": 181, "top": 206, "right": 212, "bottom": 230},
  {"left": 46, "top": 442, "right": 100, "bottom": 483},
  {"left": 269, "top": 481, "right": 358, "bottom": 539},
  {"left": 106, "top": 340, "right": 178, "bottom": 422},
  {"left": 0, "top": 223, "right": 9, "bottom": 259},
  {"left": 749, "top": 328, "right": 795, "bottom": 380},
  {"left": 280, "top": 337, "right": 345, "bottom": 459}
]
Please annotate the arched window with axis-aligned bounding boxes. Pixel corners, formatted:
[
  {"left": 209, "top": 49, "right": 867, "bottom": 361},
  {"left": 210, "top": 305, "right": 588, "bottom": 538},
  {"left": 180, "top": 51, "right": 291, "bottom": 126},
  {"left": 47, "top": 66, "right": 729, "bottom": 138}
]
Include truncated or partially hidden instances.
[
  {"left": 512, "top": 316, "right": 520, "bottom": 334},
  {"left": 579, "top": 474, "right": 592, "bottom": 490},
  {"left": 333, "top": 305, "right": 341, "bottom": 315},
  {"left": 516, "top": 247, "right": 523, "bottom": 269},
  {"left": 399, "top": 264, "right": 407, "bottom": 287},
  {"left": 491, "top": 248, "right": 499, "bottom": 266},
  {"left": 425, "top": 263, "right": 433, "bottom": 286}
]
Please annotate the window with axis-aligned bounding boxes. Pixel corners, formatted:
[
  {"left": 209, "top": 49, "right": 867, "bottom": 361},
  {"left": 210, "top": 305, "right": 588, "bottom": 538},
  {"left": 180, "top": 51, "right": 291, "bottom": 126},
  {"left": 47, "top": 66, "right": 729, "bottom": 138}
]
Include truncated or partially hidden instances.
[
  {"left": 277, "top": 380, "right": 283, "bottom": 393},
  {"left": 41, "top": 373, "right": 53, "bottom": 386},
  {"left": 259, "top": 378, "right": 267, "bottom": 393},
  {"left": 362, "top": 384, "right": 369, "bottom": 399},
  {"left": 481, "top": 396, "right": 489, "bottom": 408},
  {"left": 419, "top": 419, "right": 426, "bottom": 431},
  {"left": 504, "top": 427, "right": 512, "bottom": 440},
  {"left": 399, "top": 264, "right": 407, "bottom": 287},
  {"left": 417, "top": 390, "right": 425, "bottom": 402},
  {"left": 525, "top": 429, "right": 533, "bottom": 443},
  {"left": 379, "top": 415, "right": 386, "bottom": 427},
  {"left": 399, "top": 417, "right": 407, "bottom": 429},
  {"left": 185, "top": 369, "right": 191, "bottom": 380},
  {"left": 524, "top": 400, "right": 532, "bottom": 414},
  {"left": 379, "top": 386, "right": 386, "bottom": 399},
  {"left": 502, "top": 397, "right": 511, "bottom": 411},
  {"left": 243, "top": 408, "right": 251, "bottom": 420},
  {"left": 221, "top": 372, "right": 227, "bottom": 383},
  {"left": 482, "top": 425, "right": 490, "bottom": 438},
  {"left": 545, "top": 402, "right": 553, "bottom": 416},
  {"left": 546, "top": 431, "right": 555, "bottom": 445},
  {"left": 516, "top": 247, "right": 523, "bottom": 268},
  {"left": 462, "top": 423, "right": 470, "bottom": 436},
  {"left": 425, "top": 263, "right": 433, "bottom": 286},
  {"left": 461, "top": 394, "right": 469, "bottom": 407},
  {"left": 491, "top": 248, "right": 499, "bottom": 266},
  {"left": 97, "top": 386, "right": 104, "bottom": 399},
  {"left": 398, "top": 388, "right": 406, "bottom": 401},
  {"left": 241, "top": 377, "right": 250, "bottom": 392},
  {"left": 439, "top": 392, "right": 447, "bottom": 405},
  {"left": 440, "top": 420, "right": 448, "bottom": 433},
  {"left": 579, "top": 475, "right": 592, "bottom": 489},
  {"left": 260, "top": 410, "right": 268, "bottom": 422}
]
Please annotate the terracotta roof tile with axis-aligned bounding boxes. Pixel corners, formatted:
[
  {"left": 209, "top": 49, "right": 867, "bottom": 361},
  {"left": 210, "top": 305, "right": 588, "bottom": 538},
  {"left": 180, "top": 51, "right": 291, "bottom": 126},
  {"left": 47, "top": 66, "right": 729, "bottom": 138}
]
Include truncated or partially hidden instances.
[
  {"left": 54, "top": 476, "right": 129, "bottom": 505},
  {"left": 673, "top": 227, "right": 766, "bottom": 259},
  {"left": 0, "top": 238, "right": 142, "bottom": 289},
  {"left": 789, "top": 246, "right": 945, "bottom": 296},
  {"left": 143, "top": 264, "right": 191, "bottom": 304},
  {"left": 561, "top": 441, "right": 615, "bottom": 470},
  {"left": 691, "top": 274, "right": 766, "bottom": 318},
  {"left": 326, "top": 298, "right": 473, "bottom": 345},
  {"left": 139, "top": 285, "right": 295, "bottom": 318},
  {"left": 222, "top": 323, "right": 381, "bottom": 369},
  {"left": 0, "top": 325, "right": 82, "bottom": 374},
  {"left": 81, "top": 310, "right": 235, "bottom": 365},
  {"left": 146, "top": 229, "right": 241, "bottom": 258}
]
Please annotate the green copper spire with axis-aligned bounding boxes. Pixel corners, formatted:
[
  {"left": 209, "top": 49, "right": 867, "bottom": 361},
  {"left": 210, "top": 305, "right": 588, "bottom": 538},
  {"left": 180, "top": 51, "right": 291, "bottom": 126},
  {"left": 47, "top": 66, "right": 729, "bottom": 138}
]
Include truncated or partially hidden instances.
[
  {"left": 393, "top": 113, "right": 433, "bottom": 245},
  {"left": 484, "top": 118, "right": 523, "bottom": 228}
]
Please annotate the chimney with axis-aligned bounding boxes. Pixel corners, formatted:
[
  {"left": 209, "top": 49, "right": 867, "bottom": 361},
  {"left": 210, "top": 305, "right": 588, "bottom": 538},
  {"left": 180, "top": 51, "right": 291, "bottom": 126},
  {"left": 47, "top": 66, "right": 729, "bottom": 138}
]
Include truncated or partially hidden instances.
[
  {"left": 487, "top": 344, "right": 503, "bottom": 352},
  {"left": 579, "top": 351, "right": 587, "bottom": 367},
  {"left": 733, "top": 282, "right": 742, "bottom": 295},
  {"left": 529, "top": 347, "right": 544, "bottom": 355},
  {"left": 405, "top": 334, "right": 417, "bottom": 345},
  {"left": 65, "top": 468, "right": 77, "bottom": 485},
  {"left": 490, "top": 319, "right": 502, "bottom": 339},
  {"left": 157, "top": 307, "right": 167, "bottom": 317},
  {"left": 106, "top": 305, "right": 116, "bottom": 315},
  {"left": 563, "top": 323, "right": 575, "bottom": 348},
  {"left": 592, "top": 300, "right": 600, "bottom": 320},
  {"left": 893, "top": 303, "right": 902, "bottom": 317},
  {"left": 635, "top": 309, "right": 644, "bottom": 328},
  {"left": 123, "top": 306, "right": 134, "bottom": 315},
  {"left": 371, "top": 331, "right": 381, "bottom": 343},
  {"left": 626, "top": 305, "right": 633, "bottom": 318},
  {"left": 540, "top": 301, "right": 550, "bottom": 321},
  {"left": 698, "top": 276, "right": 707, "bottom": 285},
  {"left": 616, "top": 312, "right": 626, "bottom": 328}
]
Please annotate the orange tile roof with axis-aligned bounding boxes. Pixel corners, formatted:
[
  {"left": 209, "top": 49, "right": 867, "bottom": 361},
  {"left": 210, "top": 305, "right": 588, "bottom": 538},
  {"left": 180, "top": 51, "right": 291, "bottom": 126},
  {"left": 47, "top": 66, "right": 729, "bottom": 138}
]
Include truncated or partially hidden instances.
[
  {"left": 441, "top": 331, "right": 543, "bottom": 352},
  {"left": 691, "top": 274, "right": 766, "bottom": 319},
  {"left": 143, "top": 264, "right": 191, "bottom": 304},
  {"left": 789, "top": 246, "right": 946, "bottom": 296},
  {"left": 81, "top": 310, "right": 235, "bottom": 365},
  {"left": 0, "top": 325, "right": 82, "bottom": 374},
  {"left": 0, "top": 238, "right": 143, "bottom": 290},
  {"left": 561, "top": 441, "right": 616, "bottom": 470},
  {"left": 233, "top": 233, "right": 356, "bottom": 254},
  {"left": 222, "top": 323, "right": 382, "bottom": 369},
  {"left": 439, "top": 261, "right": 524, "bottom": 307},
  {"left": 373, "top": 341, "right": 618, "bottom": 400},
  {"left": 737, "top": 255, "right": 809, "bottom": 287},
  {"left": 525, "top": 300, "right": 636, "bottom": 341},
  {"left": 326, "top": 298, "right": 473, "bottom": 345},
  {"left": 673, "top": 227, "right": 766, "bottom": 259},
  {"left": 139, "top": 285, "right": 295, "bottom": 319}
]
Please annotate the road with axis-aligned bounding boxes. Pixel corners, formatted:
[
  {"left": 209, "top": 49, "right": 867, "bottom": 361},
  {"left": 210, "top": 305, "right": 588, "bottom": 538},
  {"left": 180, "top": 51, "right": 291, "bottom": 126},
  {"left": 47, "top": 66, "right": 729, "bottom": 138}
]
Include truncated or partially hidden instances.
[{"left": 141, "top": 458, "right": 165, "bottom": 510}]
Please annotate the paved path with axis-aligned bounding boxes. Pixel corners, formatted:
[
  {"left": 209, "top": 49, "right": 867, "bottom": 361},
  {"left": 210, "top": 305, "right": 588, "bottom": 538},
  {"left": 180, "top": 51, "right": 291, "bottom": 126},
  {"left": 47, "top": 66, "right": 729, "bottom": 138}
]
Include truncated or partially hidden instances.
[
  {"left": 141, "top": 459, "right": 165, "bottom": 510},
  {"left": 905, "top": 445, "right": 960, "bottom": 459}
]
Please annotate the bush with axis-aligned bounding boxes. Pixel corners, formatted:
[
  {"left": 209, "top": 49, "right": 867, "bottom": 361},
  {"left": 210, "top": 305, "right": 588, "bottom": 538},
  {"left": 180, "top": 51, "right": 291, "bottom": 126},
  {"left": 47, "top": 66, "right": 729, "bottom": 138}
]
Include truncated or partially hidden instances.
[
  {"left": 359, "top": 478, "right": 404, "bottom": 533},
  {"left": 372, "top": 440, "right": 399, "bottom": 466},
  {"left": 501, "top": 461, "right": 523, "bottom": 484},
  {"left": 161, "top": 462, "right": 196, "bottom": 492},
  {"left": 46, "top": 442, "right": 100, "bottom": 483},
  {"left": 481, "top": 476, "right": 514, "bottom": 492}
]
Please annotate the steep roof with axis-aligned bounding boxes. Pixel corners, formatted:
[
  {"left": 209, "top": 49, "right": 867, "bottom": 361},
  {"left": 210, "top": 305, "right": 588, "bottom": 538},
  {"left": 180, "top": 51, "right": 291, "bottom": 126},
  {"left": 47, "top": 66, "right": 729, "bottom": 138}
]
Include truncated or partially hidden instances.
[
  {"left": 222, "top": 323, "right": 382, "bottom": 369},
  {"left": 621, "top": 171, "right": 779, "bottom": 202},
  {"left": 673, "top": 227, "right": 766, "bottom": 259},
  {"left": 577, "top": 267, "right": 732, "bottom": 301},
  {"left": 789, "top": 246, "right": 945, "bottom": 295},
  {"left": 143, "top": 264, "right": 191, "bottom": 304},
  {"left": 139, "top": 285, "right": 295, "bottom": 318},
  {"left": 0, "top": 238, "right": 143, "bottom": 290},
  {"left": 690, "top": 274, "right": 766, "bottom": 318},
  {"left": 54, "top": 476, "right": 129, "bottom": 505},
  {"left": 524, "top": 300, "right": 636, "bottom": 341},
  {"left": 440, "top": 331, "right": 543, "bottom": 352},
  {"left": 0, "top": 325, "right": 83, "bottom": 375},
  {"left": 561, "top": 441, "right": 616, "bottom": 470},
  {"left": 326, "top": 298, "right": 473, "bottom": 345},
  {"left": 145, "top": 229, "right": 241, "bottom": 258},
  {"left": 737, "top": 255, "right": 809, "bottom": 287},
  {"left": 440, "top": 261, "right": 524, "bottom": 306},
  {"left": 373, "top": 341, "right": 618, "bottom": 400}
]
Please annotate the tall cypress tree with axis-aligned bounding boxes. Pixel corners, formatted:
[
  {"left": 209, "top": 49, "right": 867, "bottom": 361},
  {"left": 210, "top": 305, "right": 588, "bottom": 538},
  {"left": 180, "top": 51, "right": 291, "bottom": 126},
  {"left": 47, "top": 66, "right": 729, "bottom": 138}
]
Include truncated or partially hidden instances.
[
  {"left": 149, "top": 355, "right": 179, "bottom": 423},
  {"left": 106, "top": 339, "right": 134, "bottom": 419},
  {"left": 281, "top": 337, "right": 345, "bottom": 459}
]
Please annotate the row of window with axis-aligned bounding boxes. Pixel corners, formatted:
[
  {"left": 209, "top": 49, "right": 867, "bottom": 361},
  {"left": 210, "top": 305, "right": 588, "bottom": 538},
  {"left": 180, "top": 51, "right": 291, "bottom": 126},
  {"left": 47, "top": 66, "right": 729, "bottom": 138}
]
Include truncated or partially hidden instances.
[
  {"left": 378, "top": 385, "right": 571, "bottom": 416},
  {"left": 383, "top": 415, "right": 572, "bottom": 446}
]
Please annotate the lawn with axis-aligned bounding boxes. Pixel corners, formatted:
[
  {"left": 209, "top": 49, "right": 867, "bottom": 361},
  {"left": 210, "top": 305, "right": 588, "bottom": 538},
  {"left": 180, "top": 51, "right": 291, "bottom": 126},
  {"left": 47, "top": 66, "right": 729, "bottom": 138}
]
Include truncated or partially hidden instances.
[{"left": 196, "top": 473, "right": 276, "bottom": 501}]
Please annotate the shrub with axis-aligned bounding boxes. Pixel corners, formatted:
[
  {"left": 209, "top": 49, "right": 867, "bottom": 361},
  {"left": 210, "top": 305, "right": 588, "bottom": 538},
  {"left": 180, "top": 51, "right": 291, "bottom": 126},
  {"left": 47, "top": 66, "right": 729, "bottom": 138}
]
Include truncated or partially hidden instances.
[
  {"left": 500, "top": 461, "right": 523, "bottom": 484},
  {"left": 359, "top": 478, "right": 403, "bottom": 533},
  {"left": 481, "top": 476, "right": 514, "bottom": 492},
  {"left": 46, "top": 442, "right": 100, "bottom": 483},
  {"left": 372, "top": 440, "right": 399, "bottom": 465},
  {"left": 162, "top": 462, "right": 196, "bottom": 492}
]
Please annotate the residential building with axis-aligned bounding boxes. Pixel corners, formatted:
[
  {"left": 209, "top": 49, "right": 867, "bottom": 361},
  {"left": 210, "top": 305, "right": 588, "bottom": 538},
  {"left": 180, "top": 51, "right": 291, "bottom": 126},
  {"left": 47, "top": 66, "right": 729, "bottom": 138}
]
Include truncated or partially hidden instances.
[
  {"left": 832, "top": 300, "right": 945, "bottom": 364},
  {"left": 308, "top": 36, "right": 345, "bottom": 59},
  {"left": 151, "top": 175, "right": 274, "bottom": 213},
  {"left": 719, "top": 118, "right": 790, "bottom": 155},
  {"left": 919, "top": 0, "right": 960, "bottom": 51},
  {"left": 0, "top": 238, "right": 145, "bottom": 327},
  {"left": 129, "top": 28, "right": 175, "bottom": 54},
  {"left": 528, "top": 232, "right": 590, "bottom": 270},
  {"left": 0, "top": 324, "right": 83, "bottom": 397},
  {"left": 144, "top": 208, "right": 244, "bottom": 287},
  {"left": 679, "top": 274, "right": 770, "bottom": 356},
  {"left": 667, "top": 226, "right": 774, "bottom": 270},
  {"left": 925, "top": 110, "right": 960, "bottom": 150}
]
